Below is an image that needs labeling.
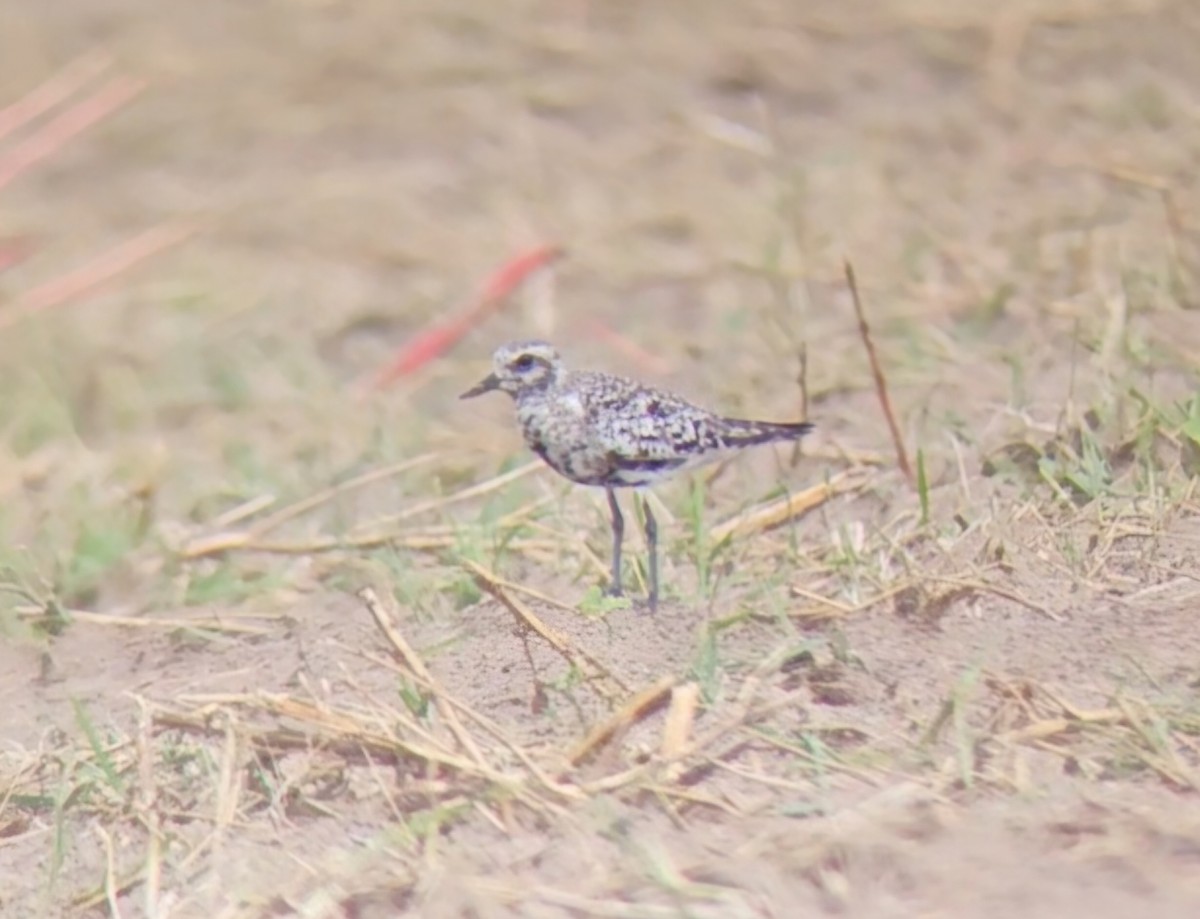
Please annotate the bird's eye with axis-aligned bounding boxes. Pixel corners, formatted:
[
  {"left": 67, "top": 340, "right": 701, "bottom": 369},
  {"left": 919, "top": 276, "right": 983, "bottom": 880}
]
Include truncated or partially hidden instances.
[{"left": 513, "top": 354, "right": 536, "bottom": 371}]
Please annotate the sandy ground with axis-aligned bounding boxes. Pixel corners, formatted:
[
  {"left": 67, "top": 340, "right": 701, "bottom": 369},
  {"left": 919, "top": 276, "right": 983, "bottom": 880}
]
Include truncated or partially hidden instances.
[{"left": 2, "top": 1, "right": 1199, "bottom": 917}]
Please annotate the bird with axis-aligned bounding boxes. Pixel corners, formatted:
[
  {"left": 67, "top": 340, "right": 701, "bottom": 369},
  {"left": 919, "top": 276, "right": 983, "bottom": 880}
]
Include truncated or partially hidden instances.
[{"left": 460, "top": 340, "right": 813, "bottom": 610}]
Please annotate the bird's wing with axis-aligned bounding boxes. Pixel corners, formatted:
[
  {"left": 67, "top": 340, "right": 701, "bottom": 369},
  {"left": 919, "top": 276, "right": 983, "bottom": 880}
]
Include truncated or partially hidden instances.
[{"left": 574, "top": 372, "right": 726, "bottom": 480}]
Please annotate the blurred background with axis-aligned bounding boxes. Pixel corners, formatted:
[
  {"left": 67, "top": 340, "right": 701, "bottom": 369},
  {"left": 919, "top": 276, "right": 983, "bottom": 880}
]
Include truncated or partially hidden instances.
[
  {"left": 3, "top": 1, "right": 1199, "bottom": 916},
  {"left": 5, "top": 1, "right": 1196, "bottom": 457}
]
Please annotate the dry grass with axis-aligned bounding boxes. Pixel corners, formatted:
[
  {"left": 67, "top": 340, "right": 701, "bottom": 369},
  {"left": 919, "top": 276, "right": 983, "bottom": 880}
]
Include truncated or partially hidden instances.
[{"left": 2, "top": 0, "right": 1200, "bottom": 916}]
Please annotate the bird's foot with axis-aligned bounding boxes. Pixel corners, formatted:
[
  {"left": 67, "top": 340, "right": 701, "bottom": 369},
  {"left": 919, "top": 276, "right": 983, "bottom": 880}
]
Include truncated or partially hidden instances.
[{"left": 604, "top": 584, "right": 625, "bottom": 599}]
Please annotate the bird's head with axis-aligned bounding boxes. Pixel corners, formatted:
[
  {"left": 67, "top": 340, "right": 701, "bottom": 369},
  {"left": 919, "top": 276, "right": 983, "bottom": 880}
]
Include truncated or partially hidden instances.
[{"left": 460, "top": 340, "right": 564, "bottom": 400}]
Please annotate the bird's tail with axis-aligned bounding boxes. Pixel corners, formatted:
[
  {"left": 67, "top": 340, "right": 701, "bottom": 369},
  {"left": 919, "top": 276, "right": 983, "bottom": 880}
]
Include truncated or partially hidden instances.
[{"left": 718, "top": 418, "right": 814, "bottom": 447}]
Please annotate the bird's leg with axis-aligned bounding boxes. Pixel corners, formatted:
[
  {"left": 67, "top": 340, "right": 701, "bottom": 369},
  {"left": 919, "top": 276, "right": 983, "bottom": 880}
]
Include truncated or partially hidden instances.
[
  {"left": 605, "top": 487, "right": 624, "bottom": 597},
  {"left": 642, "top": 495, "right": 658, "bottom": 612}
]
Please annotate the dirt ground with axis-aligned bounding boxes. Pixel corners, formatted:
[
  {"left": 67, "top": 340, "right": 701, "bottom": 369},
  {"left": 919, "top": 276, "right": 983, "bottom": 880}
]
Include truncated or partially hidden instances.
[{"left": 2, "top": 1, "right": 1200, "bottom": 916}]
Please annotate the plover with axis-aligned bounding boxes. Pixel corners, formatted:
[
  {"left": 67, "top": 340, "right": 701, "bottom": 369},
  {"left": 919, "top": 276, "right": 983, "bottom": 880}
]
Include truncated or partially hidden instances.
[{"left": 461, "top": 340, "right": 813, "bottom": 610}]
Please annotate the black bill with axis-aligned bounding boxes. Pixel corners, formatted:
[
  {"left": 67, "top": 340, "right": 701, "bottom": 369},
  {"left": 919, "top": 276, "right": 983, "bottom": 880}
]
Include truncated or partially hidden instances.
[{"left": 460, "top": 372, "right": 501, "bottom": 399}]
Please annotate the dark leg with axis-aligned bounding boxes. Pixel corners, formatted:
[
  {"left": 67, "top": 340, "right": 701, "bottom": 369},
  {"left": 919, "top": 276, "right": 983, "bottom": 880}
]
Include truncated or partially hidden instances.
[
  {"left": 605, "top": 487, "right": 624, "bottom": 597},
  {"left": 642, "top": 495, "right": 658, "bottom": 612}
]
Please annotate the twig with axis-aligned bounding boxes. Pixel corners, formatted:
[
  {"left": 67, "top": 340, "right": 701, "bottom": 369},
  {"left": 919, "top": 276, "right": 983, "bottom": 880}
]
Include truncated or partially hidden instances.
[
  {"left": 179, "top": 459, "right": 543, "bottom": 558},
  {"left": 788, "top": 583, "right": 855, "bottom": 614},
  {"left": 744, "top": 726, "right": 885, "bottom": 784},
  {"left": 639, "top": 782, "right": 744, "bottom": 816},
  {"left": 467, "top": 560, "right": 631, "bottom": 695},
  {"left": 660, "top": 682, "right": 700, "bottom": 759},
  {"left": 155, "top": 693, "right": 494, "bottom": 779},
  {"left": 213, "top": 712, "right": 241, "bottom": 829},
  {"left": 1116, "top": 697, "right": 1200, "bottom": 791},
  {"left": 996, "top": 711, "right": 1124, "bottom": 744},
  {"left": 459, "top": 566, "right": 578, "bottom": 612},
  {"left": 578, "top": 686, "right": 811, "bottom": 796},
  {"left": 353, "top": 646, "right": 583, "bottom": 803},
  {"left": 354, "top": 459, "right": 543, "bottom": 530},
  {"left": 208, "top": 494, "right": 278, "bottom": 530},
  {"left": 567, "top": 675, "right": 675, "bottom": 767},
  {"left": 94, "top": 822, "right": 123, "bottom": 919},
  {"left": 845, "top": 260, "right": 912, "bottom": 484},
  {"left": 923, "top": 574, "right": 1063, "bottom": 622},
  {"left": 132, "top": 700, "right": 162, "bottom": 919},
  {"left": 13, "top": 606, "right": 273, "bottom": 635},
  {"left": 802, "top": 444, "right": 886, "bottom": 466},
  {"left": 709, "top": 468, "right": 872, "bottom": 543},
  {"left": 357, "top": 587, "right": 490, "bottom": 769},
  {"left": 788, "top": 582, "right": 915, "bottom": 621},
  {"left": 245, "top": 452, "right": 441, "bottom": 537},
  {"left": 179, "top": 531, "right": 565, "bottom": 559}
]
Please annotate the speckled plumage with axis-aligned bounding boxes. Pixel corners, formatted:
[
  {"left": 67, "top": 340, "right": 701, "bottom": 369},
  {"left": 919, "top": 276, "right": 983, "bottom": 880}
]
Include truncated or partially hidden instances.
[{"left": 461, "top": 340, "right": 813, "bottom": 609}]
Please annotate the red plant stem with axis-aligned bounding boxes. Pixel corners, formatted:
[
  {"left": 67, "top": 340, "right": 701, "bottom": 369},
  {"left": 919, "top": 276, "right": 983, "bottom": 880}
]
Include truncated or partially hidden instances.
[
  {"left": 0, "top": 52, "right": 112, "bottom": 141},
  {"left": 845, "top": 259, "right": 912, "bottom": 484},
  {"left": 0, "top": 224, "right": 191, "bottom": 330},
  {"left": 0, "top": 77, "right": 144, "bottom": 192},
  {"left": 371, "top": 244, "right": 563, "bottom": 388}
]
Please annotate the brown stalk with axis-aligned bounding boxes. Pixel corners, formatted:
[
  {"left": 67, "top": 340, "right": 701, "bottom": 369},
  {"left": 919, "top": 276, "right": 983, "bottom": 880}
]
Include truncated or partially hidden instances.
[
  {"left": 179, "top": 459, "right": 543, "bottom": 558},
  {"left": 709, "top": 468, "right": 873, "bottom": 543},
  {"left": 357, "top": 587, "right": 489, "bottom": 769},
  {"left": 13, "top": 605, "right": 273, "bottom": 635},
  {"left": 567, "top": 675, "right": 675, "bottom": 767},
  {"left": 352, "top": 459, "right": 543, "bottom": 530},
  {"left": 156, "top": 693, "right": 486, "bottom": 778},
  {"left": 354, "top": 646, "right": 583, "bottom": 803},
  {"left": 660, "top": 682, "right": 701, "bottom": 759},
  {"left": 845, "top": 260, "right": 913, "bottom": 484},
  {"left": 244, "top": 452, "right": 442, "bottom": 538},
  {"left": 923, "top": 574, "right": 1063, "bottom": 622},
  {"left": 133, "top": 701, "right": 163, "bottom": 919},
  {"left": 180, "top": 531, "right": 566, "bottom": 559},
  {"left": 466, "top": 560, "right": 631, "bottom": 696}
]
